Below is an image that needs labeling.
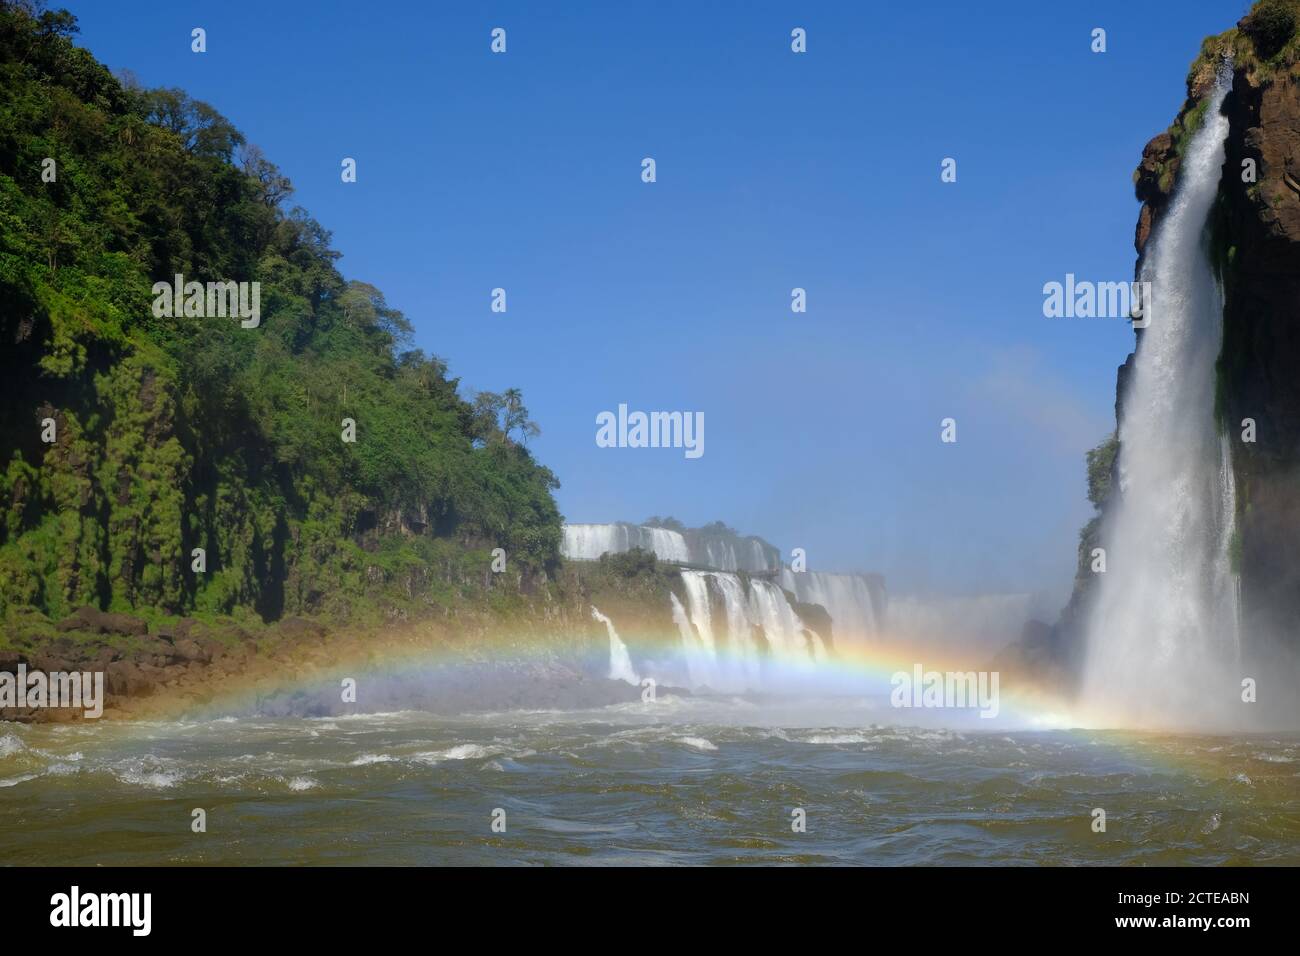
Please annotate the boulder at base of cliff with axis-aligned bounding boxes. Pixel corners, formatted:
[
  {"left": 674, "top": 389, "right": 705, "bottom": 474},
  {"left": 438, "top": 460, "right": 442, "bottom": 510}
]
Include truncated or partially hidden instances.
[
  {"left": 105, "top": 660, "right": 156, "bottom": 697},
  {"left": 55, "top": 606, "right": 148, "bottom": 637}
]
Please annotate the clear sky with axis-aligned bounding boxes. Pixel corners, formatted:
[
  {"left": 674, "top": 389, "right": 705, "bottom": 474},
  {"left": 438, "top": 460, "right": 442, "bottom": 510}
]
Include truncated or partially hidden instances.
[{"left": 66, "top": 0, "right": 1249, "bottom": 608}]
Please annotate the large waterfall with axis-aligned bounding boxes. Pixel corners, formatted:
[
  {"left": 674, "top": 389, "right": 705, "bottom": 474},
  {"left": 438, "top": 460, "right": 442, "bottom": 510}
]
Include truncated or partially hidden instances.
[{"left": 1081, "top": 67, "right": 1240, "bottom": 727}]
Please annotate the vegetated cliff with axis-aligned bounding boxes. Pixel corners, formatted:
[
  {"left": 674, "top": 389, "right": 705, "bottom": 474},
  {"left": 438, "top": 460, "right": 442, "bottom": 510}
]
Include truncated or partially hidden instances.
[
  {"left": 0, "top": 4, "right": 565, "bottom": 645},
  {"left": 1059, "top": 0, "right": 1300, "bottom": 676}
]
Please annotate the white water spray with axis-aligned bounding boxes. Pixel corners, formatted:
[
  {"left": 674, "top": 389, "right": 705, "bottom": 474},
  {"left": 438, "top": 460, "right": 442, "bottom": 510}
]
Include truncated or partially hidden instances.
[
  {"left": 561, "top": 522, "right": 780, "bottom": 571},
  {"left": 676, "top": 570, "right": 824, "bottom": 689},
  {"left": 592, "top": 606, "right": 639, "bottom": 685},
  {"left": 1081, "top": 67, "right": 1240, "bottom": 727},
  {"left": 778, "top": 569, "right": 882, "bottom": 644},
  {"left": 669, "top": 591, "right": 713, "bottom": 685}
]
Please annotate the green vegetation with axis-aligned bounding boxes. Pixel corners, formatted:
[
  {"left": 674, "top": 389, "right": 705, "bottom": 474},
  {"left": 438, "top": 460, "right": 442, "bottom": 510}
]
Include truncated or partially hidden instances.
[
  {"left": 560, "top": 548, "right": 683, "bottom": 646},
  {"left": 0, "top": 3, "right": 563, "bottom": 632},
  {"left": 643, "top": 516, "right": 686, "bottom": 532},
  {"left": 1142, "top": 2, "right": 1300, "bottom": 199},
  {"left": 1085, "top": 432, "right": 1118, "bottom": 510},
  {"left": 1070, "top": 432, "right": 1117, "bottom": 591},
  {"left": 1170, "top": 97, "right": 1211, "bottom": 158},
  {"left": 596, "top": 547, "right": 663, "bottom": 580},
  {"left": 1176, "top": 1, "right": 1300, "bottom": 90},
  {"left": 1245, "top": 0, "right": 1297, "bottom": 61}
]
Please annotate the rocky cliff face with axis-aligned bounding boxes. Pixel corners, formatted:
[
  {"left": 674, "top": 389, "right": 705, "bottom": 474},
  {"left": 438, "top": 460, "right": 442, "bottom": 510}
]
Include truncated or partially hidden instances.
[
  {"left": 1069, "top": 1, "right": 1300, "bottom": 669},
  {"left": 1217, "top": 34, "right": 1300, "bottom": 654}
]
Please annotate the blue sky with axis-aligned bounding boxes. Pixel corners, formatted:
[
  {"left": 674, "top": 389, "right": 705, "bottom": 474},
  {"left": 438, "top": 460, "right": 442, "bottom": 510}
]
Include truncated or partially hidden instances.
[{"left": 68, "top": 0, "right": 1248, "bottom": 607}]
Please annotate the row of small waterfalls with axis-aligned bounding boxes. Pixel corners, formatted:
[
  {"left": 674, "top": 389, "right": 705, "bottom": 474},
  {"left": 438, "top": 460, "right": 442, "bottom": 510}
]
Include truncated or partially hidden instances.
[
  {"left": 562, "top": 522, "right": 781, "bottom": 573},
  {"left": 570, "top": 522, "right": 887, "bottom": 692},
  {"left": 593, "top": 570, "right": 831, "bottom": 692},
  {"left": 569, "top": 521, "right": 1046, "bottom": 697}
]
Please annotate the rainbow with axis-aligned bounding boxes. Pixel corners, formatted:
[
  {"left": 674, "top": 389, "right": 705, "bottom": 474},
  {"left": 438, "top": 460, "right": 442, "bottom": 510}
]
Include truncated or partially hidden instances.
[{"left": 126, "top": 620, "right": 1100, "bottom": 731}]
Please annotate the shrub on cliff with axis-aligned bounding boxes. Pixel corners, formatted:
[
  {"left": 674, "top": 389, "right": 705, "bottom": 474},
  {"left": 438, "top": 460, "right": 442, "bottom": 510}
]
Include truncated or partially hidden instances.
[
  {"left": 1242, "top": 0, "right": 1298, "bottom": 61},
  {"left": 1085, "top": 432, "right": 1118, "bottom": 509}
]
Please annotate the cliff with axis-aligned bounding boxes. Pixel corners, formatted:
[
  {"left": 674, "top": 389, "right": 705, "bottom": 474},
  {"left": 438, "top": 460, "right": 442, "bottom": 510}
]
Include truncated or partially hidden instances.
[{"left": 1063, "top": 0, "right": 1300, "bottom": 671}]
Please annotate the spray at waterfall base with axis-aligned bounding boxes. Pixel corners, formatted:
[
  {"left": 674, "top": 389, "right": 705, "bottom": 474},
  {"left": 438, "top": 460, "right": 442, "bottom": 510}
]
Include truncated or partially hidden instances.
[
  {"left": 1070, "top": 60, "right": 1300, "bottom": 733},
  {"left": 125, "top": 585, "right": 1067, "bottom": 731},
  {"left": 92, "top": 533, "right": 1297, "bottom": 734},
  {"left": 101, "top": 567, "right": 1296, "bottom": 733}
]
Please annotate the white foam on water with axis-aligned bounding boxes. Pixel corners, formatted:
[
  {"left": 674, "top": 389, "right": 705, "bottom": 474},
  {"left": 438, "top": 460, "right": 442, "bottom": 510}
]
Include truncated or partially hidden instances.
[{"left": 349, "top": 753, "right": 396, "bottom": 766}]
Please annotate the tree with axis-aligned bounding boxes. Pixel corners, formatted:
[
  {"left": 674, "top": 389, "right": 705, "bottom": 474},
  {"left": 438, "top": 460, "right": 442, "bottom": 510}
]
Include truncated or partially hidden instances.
[
  {"left": 501, "top": 388, "right": 540, "bottom": 444},
  {"left": 238, "top": 143, "right": 294, "bottom": 208},
  {"left": 472, "top": 389, "right": 540, "bottom": 445},
  {"left": 645, "top": 516, "right": 686, "bottom": 531},
  {"left": 0, "top": 4, "right": 567, "bottom": 624},
  {"left": 471, "top": 391, "right": 505, "bottom": 444},
  {"left": 134, "top": 87, "right": 244, "bottom": 161},
  {"left": 339, "top": 281, "right": 413, "bottom": 347}
]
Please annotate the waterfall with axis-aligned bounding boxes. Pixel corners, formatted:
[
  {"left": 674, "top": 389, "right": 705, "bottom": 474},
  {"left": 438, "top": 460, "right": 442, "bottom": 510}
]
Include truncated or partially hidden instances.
[
  {"left": 647, "top": 526, "right": 691, "bottom": 563},
  {"left": 695, "top": 537, "right": 775, "bottom": 573},
  {"left": 749, "top": 579, "right": 820, "bottom": 659},
  {"left": 712, "top": 573, "right": 764, "bottom": 686},
  {"left": 1081, "top": 67, "right": 1240, "bottom": 727},
  {"left": 669, "top": 591, "right": 712, "bottom": 685},
  {"left": 592, "top": 606, "right": 639, "bottom": 685},
  {"left": 561, "top": 522, "right": 780, "bottom": 571},
  {"left": 564, "top": 523, "right": 690, "bottom": 563},
  {"left": 676, "top": 570, "right": 821, "bottom": 689},
  {"left": 779, "top": 569, "right": 883, "bottom": 644}
]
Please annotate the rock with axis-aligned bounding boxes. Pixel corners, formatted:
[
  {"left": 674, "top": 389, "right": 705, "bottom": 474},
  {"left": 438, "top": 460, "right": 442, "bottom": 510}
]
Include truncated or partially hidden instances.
[
  {"left": 153, "top": 617, "right": 200, "bottom": 644},
  {"left": 1214, "top": 58, "right": 1300, "bottom": 653},
  {"left": 55, "top": 606, "right": 148, "bottom": 637},
  {"left": 173, "top": 638, "right": 210, "bottom": 664},
  {"left": 160, "top": 664, "right": 187, "bottom": 684},
  {"left": 90, "top": 646, "right": 122, "bottom": 670},
  {"left": 135, "top": 635, "right": 182, "bottom": 667},
  {"left": 29, "top": 654, "right": 73, "bottom": 674},
  {"left": 276, "top": 617, "right": 327, "bottom": 642},
  {"left": 105, "top": 661, "right": 155, "bottom": 697},
  {"left": 196, "top": 637, "right": 226, "bottom": 661}
]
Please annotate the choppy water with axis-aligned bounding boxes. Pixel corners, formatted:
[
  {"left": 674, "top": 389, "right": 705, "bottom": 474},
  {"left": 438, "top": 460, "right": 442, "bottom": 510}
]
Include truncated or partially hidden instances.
[{"left": 1, "top": 698, "right": 1297, "bottom": 865}]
